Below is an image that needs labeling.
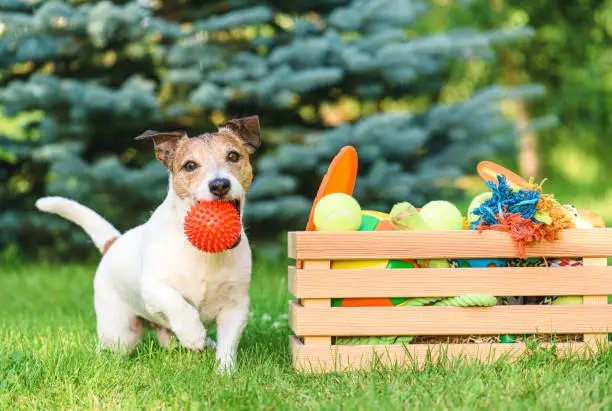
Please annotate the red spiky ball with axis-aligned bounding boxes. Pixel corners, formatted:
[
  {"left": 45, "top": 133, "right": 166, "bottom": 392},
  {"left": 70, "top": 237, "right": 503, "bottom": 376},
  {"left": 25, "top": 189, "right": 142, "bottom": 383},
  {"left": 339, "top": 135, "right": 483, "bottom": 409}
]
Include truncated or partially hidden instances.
[{"left": 184, "top": 200, "right": 241, "bottom": 253}]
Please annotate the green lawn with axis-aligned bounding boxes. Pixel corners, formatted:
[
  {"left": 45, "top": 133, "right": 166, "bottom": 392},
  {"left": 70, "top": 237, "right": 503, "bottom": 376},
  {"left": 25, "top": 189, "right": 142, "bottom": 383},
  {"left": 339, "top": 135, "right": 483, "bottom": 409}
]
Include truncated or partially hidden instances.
[{"left": 2, "top": 262, "right": 612, "bottom": 409}]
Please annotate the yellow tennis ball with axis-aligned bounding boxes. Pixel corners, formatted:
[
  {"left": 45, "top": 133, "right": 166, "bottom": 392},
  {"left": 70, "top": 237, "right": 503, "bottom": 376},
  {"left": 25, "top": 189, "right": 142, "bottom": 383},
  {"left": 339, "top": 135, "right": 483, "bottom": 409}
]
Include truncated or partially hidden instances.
[
  {"left": 419, "top": 200, "right": 464, "bottom": 230},
  {"left": 314, "top": 193, "right": 362, "bottom": 231}
]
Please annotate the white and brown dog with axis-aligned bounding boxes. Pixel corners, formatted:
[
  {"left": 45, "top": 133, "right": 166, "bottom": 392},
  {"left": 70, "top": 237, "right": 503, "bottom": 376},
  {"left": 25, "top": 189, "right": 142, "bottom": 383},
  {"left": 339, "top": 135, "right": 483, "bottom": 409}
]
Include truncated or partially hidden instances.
[{"left": 35, "top": 115, "right": 261, "bottom": 373}]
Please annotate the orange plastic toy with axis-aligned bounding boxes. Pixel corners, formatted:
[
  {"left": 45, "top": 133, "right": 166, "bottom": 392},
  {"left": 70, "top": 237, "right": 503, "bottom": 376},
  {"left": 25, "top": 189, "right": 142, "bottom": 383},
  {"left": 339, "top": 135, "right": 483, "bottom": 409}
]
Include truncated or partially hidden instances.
[
  {"left": 477, "top": 161, "right": 531, "bottom": 190},
  {"left": 305, "top": 146, "right": 358, "bottom": 231}
]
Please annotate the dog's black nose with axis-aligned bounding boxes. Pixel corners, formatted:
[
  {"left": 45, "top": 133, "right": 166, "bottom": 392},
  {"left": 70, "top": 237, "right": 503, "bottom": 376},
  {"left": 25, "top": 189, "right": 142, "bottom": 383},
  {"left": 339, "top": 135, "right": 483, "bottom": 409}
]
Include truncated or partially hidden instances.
[{"left": 209, "top": 178, "right": 231, "bottom": 197}]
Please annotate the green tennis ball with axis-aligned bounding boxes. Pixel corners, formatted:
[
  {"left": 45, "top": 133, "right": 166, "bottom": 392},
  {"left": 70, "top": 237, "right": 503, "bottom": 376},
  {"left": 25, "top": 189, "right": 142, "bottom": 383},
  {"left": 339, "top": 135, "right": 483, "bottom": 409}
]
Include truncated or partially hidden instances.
[
  {"left": 419, "top": 201, "right": 463, "bottom": 230},
  {"left": 313, "top": 193, "right": 362, "bottom": 231},
  {"left": 390, "top": 202, "right": 428, "bottom": 231},
  {"left": 468, "top": 192, "right": 492, "bottom": 224}
]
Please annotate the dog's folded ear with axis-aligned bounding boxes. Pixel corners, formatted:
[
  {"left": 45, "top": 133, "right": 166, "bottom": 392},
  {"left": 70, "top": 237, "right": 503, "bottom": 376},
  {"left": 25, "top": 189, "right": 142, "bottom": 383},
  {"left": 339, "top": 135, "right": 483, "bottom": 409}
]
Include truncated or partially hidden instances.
[
  {"left": 219, "top": 116, "right": 261, "bottom": 154},
  {"left": 135, "top": 130, "right": 186, "bottom": 169}
]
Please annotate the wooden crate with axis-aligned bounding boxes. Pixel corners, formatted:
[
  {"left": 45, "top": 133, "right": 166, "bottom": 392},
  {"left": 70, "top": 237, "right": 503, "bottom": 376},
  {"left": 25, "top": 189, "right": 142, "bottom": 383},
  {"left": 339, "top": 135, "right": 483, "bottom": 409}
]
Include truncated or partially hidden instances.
[{"left": 288, "top": 229, "right": 612, "bottom": 373}]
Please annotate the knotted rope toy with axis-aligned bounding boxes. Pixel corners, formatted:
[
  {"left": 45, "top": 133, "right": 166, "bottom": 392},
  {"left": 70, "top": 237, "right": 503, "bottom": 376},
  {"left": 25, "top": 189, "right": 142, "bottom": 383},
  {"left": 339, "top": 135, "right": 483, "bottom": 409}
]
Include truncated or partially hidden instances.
[
  {"left": 184, "top": 200, "right": 241, "bottom": 253},
  {"left": 470, "top": 175, "right": 574, "bottom": 258}
]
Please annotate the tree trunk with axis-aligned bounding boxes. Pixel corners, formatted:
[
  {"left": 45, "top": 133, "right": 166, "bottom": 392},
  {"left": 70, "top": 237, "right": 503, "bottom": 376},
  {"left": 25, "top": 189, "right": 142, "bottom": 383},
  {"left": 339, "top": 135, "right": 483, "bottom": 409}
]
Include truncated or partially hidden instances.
[{"left": 491, "top": 0, "right": 540, "bottom": 179}]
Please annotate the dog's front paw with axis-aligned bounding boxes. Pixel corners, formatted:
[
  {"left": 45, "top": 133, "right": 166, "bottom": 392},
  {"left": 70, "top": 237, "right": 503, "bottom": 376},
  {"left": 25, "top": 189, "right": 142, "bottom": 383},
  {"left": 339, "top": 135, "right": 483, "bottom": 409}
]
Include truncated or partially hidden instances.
[
  {"left": 215, "top": 357, "right": 236, "bottom": 375},
  {"left": 178, "top": 332, "right": 207, "bottom": 351}
]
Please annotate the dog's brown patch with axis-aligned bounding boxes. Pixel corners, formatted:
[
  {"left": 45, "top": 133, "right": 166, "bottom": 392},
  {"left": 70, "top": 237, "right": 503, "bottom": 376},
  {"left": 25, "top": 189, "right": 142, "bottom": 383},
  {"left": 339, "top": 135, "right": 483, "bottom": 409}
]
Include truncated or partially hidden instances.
[
  {"left": 219, "top": 116, "right": 261, "bottom": 153},
  {"left": 101, "top": 236, "right": 119, "bottom": 256},
  {"left": 169, "top": 133, "right": 254, "bottom": 200},
  {"left": 135, "top": 116, "right": 260, "bottom": 200},
  {"left": 135, "top": 130, "right": 185, "bottom": 169}
]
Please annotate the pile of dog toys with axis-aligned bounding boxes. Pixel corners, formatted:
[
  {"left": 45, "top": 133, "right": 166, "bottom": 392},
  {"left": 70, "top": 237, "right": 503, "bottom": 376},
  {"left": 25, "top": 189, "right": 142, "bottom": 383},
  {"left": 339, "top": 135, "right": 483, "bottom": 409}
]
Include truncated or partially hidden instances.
[{"left": 306, "top": 147, "right": 605, "bottom": 345}]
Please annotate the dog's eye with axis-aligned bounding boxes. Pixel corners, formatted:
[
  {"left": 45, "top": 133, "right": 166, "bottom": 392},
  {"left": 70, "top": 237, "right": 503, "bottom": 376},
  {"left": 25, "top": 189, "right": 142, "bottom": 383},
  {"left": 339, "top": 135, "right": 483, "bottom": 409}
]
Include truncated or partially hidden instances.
[
  {"left": 183, "top": 161, "right": 198, "bottom": 172},
  {"left": 227, "top": 151, "right": 241, "bottom": 163}
]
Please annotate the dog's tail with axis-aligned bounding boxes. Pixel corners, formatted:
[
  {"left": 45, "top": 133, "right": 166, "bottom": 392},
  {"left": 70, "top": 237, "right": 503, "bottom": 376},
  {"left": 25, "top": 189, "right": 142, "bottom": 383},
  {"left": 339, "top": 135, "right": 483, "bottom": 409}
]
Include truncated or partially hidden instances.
[{"left": 35, "top": 196, "right": 121, "bottom": 255}]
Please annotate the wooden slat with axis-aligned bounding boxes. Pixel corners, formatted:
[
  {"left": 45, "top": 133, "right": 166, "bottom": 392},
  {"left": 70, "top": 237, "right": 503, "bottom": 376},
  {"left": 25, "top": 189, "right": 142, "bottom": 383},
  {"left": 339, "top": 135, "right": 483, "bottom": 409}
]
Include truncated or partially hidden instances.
[
  {"left": 289, "top": 301, "right": 612, "bottom": 336},
  {"left": 301, "top": 260, "right": 332, "bottom": 346},
  {"left": 288, "top": 229, "right": 612, "bottom": 260},
  {"left": 289, "top": 265, "right": 612, "bottom": 298},
  {"left": 583, "top": 257, "right": 609, "bottom": 345},
  {"left": 290, "top": 336, "right": 601, "bottom": 373}
]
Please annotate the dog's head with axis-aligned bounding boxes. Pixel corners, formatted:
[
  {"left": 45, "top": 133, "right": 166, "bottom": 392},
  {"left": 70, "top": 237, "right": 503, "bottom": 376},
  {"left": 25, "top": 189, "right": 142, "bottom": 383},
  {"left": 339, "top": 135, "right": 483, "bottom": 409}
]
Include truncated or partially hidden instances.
[{"left": 135, "top": 116, "right": 261, "bottom": 218}]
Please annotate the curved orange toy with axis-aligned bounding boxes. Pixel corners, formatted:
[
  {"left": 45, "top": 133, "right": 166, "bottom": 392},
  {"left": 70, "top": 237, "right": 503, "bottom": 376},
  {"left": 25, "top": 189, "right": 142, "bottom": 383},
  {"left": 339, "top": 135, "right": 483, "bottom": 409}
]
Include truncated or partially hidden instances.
[
  {"left": 305, "top": 146, "right": 358, "bottom": 231},
  {"left": 477, "top": 161, "right": 531, "bottom": 190},
  {"left": 339, "top": 298, "right": 394, "bottom": 307}
]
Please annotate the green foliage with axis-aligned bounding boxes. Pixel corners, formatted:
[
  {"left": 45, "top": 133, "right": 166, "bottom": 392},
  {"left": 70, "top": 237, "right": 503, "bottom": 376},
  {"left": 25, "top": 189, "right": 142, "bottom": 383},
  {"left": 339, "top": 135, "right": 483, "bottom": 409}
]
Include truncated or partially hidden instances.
[
  {"left": 0, "top": 0, "right": 548, "bottom": 260},
  {"left": 454, "top": 0, "right": 612, "bottom": 186},
  {"left": 512, "top": 0, "right": 612, "bottom": 184}
]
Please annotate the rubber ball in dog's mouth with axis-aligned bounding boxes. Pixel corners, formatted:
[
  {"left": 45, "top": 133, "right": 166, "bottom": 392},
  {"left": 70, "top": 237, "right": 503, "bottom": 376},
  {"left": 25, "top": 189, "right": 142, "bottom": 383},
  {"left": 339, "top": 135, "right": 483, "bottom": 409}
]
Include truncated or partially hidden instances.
[{"left": 184, "top": 200, "right": 241, "bottom": 253}]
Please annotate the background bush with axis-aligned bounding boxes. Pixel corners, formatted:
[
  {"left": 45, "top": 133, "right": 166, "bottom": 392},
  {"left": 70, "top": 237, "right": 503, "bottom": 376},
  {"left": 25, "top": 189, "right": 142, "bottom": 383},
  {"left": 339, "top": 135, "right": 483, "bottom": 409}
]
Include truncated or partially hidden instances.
[{"left": 2, "top": 0, "right": 598, "bottom": 261}]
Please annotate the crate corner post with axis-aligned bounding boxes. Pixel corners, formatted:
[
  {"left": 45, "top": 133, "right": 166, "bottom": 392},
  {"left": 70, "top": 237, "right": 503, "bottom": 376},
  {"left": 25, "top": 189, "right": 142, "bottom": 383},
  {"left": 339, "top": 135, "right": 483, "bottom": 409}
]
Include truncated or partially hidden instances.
[
  {"left": 290, "top": 256, "right": 334, "bottom": 373},
  {"left": 300, "top": 260, "right": 332, "bottom": 347},
  {"left": 582, "top": 256, "right": 609, "bottom": 349}
]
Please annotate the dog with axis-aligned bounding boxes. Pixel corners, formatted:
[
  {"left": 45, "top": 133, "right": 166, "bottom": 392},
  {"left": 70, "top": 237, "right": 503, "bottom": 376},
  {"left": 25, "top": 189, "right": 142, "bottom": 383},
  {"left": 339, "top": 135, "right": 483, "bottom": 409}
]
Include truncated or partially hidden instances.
[{"left": 35, "top": 115, "right": 261, "bottom": 373}]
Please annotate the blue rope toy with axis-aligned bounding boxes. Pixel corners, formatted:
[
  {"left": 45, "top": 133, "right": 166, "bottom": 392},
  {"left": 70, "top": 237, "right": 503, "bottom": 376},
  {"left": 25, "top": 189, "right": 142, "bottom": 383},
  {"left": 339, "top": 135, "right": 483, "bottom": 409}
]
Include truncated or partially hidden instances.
[{"left": 470, "top": 175, "right": 541, "bottom": 229}]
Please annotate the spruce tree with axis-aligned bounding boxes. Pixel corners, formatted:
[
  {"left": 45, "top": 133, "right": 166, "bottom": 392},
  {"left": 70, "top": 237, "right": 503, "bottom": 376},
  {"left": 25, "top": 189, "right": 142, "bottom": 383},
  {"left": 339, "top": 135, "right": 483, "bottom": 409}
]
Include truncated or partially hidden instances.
[{"left": 0, "top": 0, "right": 549, "bottom": 260}]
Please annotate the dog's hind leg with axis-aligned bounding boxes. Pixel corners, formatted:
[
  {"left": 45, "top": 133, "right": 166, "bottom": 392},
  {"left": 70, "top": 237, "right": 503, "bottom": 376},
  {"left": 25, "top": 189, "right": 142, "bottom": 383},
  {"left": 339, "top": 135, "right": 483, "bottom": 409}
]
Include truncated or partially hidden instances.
[
  {"left": 151, "top": 324, "right": 214, "bottom": 350},
  {"left": 151, "top": 324, "right": 174, "bottom": 349},
  {"left": 94, "top": 279, "right": 144, "bottom": 353}
]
